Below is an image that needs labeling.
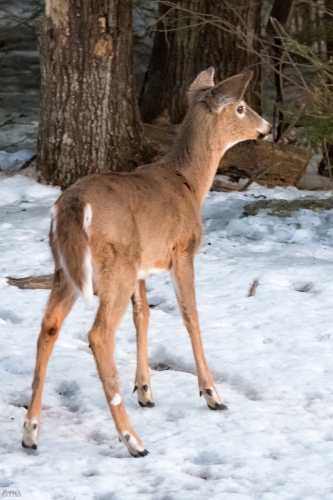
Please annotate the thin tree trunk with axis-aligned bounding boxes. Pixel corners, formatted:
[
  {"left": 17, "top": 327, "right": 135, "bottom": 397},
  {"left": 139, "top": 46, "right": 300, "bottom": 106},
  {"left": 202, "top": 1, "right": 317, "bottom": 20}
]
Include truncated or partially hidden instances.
[
  {"left": 37, "top": 0, "right": 145, "bottom": 188},
  {"left": 268, "top": 0, "right": 295, "bottom": 141},
  {"left": 325, "top": 0, "right": 333, "bottom": 58},
  {"left": 139, "top": 0, "right": 262, "bottom": 125},
  {"left": 318, "top": 0, "right": 333, "bottom": 176}
]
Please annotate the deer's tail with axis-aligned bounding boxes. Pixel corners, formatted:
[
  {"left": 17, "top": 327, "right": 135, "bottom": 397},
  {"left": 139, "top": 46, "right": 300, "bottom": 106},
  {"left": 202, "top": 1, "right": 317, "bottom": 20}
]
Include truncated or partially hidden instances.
[{"left": 50, "top": 198, "right": 94, "bottom": 309}]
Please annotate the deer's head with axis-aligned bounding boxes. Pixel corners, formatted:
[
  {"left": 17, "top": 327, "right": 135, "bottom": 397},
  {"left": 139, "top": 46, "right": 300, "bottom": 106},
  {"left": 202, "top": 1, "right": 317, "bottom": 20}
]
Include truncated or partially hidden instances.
[{"left": 188, "top": 68, "right": 271, "bottom": 154}]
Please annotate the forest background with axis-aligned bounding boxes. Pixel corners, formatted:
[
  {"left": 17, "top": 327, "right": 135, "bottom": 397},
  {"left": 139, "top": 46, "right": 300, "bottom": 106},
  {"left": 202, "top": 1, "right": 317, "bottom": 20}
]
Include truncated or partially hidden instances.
[{"left": 0, "top": 0, "right": 332, "bottom": 189}]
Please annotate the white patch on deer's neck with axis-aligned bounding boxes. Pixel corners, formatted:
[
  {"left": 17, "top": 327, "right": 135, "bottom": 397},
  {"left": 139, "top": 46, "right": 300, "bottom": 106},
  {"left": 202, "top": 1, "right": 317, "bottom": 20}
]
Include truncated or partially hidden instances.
[
  {"left": 137, "top": 268, "right": 166, "bottom": 280},
  {"left": 222, "top": 141, "right": 239, "bottom": 155}
]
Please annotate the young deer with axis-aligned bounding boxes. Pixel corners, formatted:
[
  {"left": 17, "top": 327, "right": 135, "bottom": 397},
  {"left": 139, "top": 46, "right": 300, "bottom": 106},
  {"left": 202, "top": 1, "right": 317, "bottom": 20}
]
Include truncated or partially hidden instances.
[{"left": 22, "top": 68, "right": 271, "bottom": 457}]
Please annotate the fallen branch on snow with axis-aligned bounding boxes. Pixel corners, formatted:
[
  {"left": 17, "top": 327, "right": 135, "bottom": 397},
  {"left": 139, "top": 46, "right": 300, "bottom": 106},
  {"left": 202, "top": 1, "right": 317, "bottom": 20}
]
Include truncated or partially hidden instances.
[
  {"left": 7, "top": 274, "right": 53, "bottom": 290},
  {"left": 248, "top": 280, "right": 259, "bottom": 297}
]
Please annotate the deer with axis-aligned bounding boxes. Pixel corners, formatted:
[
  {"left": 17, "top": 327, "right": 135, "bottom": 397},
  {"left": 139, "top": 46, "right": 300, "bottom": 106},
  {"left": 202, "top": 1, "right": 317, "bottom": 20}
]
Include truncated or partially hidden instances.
[{"left": 22, "top": 68, "right": 271, "bottom": 457}]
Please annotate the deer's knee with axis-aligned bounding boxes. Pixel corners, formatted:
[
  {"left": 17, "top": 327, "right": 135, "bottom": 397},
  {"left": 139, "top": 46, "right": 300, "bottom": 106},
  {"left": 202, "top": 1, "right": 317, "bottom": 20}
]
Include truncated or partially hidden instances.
[
  {"left": 41, "top": 311, "right": 62, "bottom": 338},
  {"left": 88, "top": 328, "right": 103, "bottom": 351}
]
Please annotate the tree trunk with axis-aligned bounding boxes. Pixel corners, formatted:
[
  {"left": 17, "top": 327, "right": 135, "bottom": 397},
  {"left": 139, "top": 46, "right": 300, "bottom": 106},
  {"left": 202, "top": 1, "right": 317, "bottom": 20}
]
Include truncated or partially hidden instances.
[
  {"left": 139, "top": 0, "right": 262, "bottom": 125},
  {"left": 325, "top": 0, "right": 333, "bottom": 58},
  {"left": 37, "top": 0, "right": 145, "bottom": 188},
  {"left": 317, "top": 0, "right": 333, "bottom": 176},
  {"left": 268, "top": 0, "right": 295, "bottom": 141}
]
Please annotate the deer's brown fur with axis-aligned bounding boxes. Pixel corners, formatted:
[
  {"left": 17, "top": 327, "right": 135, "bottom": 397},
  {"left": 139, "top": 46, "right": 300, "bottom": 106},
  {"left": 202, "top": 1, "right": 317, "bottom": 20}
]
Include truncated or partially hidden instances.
[{"left": 23, "top": 68, "right": 271, "bottom": 457}]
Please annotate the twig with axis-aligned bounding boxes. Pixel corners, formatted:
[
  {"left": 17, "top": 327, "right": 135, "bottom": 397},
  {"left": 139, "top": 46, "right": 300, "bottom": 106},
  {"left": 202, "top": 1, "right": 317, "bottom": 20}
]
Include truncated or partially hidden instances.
[
  {"left": 240, "top": 163, "right": 276, "bottom": 192},
  {"left": 248, "top": 280, "right": 259, "bottom": 297},
  {"left": 20, "top": 154, "right": 36, "bottom": 170},
  {"left": 0, "top": 138, "right": 26, "bottom": 152}
]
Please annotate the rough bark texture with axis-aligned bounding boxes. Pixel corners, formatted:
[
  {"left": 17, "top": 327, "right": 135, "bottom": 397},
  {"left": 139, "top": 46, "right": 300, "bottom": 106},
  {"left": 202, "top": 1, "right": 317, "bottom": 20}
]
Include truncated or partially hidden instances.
[
  {"left": 139, "top": 0, "right": 262, "bottom": 124},
  {"left": 38, "top": 0, "right": 145, "bottom": 188}
]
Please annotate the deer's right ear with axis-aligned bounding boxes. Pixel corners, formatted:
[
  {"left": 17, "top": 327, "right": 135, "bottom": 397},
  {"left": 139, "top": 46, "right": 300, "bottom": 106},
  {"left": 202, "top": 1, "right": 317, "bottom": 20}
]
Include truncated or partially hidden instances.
[
  {"left": 205, "top": 70, "right": 253, "bottom": 113},
  {"left": 188, "top": 67, "right": 215, "bottom": 104}
]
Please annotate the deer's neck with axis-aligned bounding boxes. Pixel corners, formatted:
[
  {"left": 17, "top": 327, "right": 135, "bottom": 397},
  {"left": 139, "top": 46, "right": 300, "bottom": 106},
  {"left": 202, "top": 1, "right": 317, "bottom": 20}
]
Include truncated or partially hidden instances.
[{"left": 165, "top": 107, "right": 228, "bottom": 203}]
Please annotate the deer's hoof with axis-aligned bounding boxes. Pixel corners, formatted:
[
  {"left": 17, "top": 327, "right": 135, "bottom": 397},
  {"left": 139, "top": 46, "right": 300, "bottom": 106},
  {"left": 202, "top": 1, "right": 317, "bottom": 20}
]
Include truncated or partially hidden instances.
[
  {"left": 208, "top": 402, "right": 228, "bottom": 411},
  {"left": 134, "top": 384, "right": 155, "bottom": 409},
  {"left": 118, "top": 430, "right": 149, "bottom": 458},
  {"left": 201, "top": 387, "right": 227, "bottom": 411},
  {"left": 22, "top": 440, "right": 38, "bottom": 449},
  {"left": 130, "top": 448, "right": 150, "bottom": 458},
  {"left": 22, "top": 418, "right": 39, "bottom": 449},
  {"left": 139, "top": 400, "right": 155, "bottom": 408}
]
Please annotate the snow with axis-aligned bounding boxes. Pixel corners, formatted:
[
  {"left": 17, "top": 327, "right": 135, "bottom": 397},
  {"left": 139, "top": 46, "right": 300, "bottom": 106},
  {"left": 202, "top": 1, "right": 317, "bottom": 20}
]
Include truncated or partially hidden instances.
[
  {"left": 0, "top": 150, "right": 34, "bottom": 172},
  {"left": 1, "top": 173, "right": 333, "bottom": 499}
]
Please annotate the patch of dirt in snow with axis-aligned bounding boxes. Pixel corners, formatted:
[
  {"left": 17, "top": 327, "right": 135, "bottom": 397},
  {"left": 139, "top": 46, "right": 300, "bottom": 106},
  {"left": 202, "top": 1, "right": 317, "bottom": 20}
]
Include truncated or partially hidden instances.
[{"left": 243, "top": 196, "right": 333, "bottom": 217}]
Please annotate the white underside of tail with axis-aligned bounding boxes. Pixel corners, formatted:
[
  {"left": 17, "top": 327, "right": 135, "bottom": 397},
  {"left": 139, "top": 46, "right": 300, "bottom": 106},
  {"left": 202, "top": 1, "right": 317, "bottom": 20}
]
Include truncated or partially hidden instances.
[
  {"left": 51, "top": 203, "right": 94, "bottom": 310},
  {"left": 81, "top": 242, "right": 94, "bottom": 310},
  {"left": 81, "top": 204, "right": 94, "bottom": 310}
]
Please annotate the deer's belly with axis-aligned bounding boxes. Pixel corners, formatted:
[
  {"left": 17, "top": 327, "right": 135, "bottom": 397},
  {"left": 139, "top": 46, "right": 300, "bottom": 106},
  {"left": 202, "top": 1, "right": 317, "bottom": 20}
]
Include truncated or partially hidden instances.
[{"left": 137, "top": 268, "right": 167, "bottom": 280}]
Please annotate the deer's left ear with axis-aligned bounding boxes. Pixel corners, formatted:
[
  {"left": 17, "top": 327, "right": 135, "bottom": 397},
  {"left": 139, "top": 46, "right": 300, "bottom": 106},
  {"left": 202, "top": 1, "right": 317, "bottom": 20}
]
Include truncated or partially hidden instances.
[
  {"left": 205, "top": 70, "right": 253, "bottom": 113},
  {"left": 188, "top": 67, "right": 215, "bottom": 105}
]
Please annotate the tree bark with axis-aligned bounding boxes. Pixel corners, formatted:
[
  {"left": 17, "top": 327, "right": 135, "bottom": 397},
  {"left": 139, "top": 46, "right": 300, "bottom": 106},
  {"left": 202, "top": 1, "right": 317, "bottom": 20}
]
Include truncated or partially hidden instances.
[
  {"left": 139, "top": 0, "right": 262, "bottom": 125},
  {"left": 37, "top": 0, "right": 145, "bottom": 188}
]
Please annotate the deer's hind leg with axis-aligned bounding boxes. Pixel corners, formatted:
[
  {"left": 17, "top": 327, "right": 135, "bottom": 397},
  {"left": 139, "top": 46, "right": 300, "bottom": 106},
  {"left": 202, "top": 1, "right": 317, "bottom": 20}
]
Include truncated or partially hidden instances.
[
  {"left": 88, "top": 264, "right": 149, "bottom": 457},
  {"left": 132, "top": 280, "right": 154, "bottom": 408},
  {"left": 22, "top": 269, "right": 78, "bottom": 449}
]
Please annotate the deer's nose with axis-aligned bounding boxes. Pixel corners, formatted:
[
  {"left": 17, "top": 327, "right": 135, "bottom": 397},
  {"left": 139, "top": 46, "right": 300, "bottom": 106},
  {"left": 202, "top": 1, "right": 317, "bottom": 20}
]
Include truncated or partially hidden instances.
[{"left": 257, "top": 122, "right": 272, "bottom": 139}]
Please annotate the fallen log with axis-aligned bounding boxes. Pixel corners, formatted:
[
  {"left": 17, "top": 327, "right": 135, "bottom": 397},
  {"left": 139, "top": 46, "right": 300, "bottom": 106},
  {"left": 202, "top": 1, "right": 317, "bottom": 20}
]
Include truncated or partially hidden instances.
[
  {"left": 7, "top": 274, "right": 53, "bottom": 290},
  {"left": 218, "top": 140, "right": 311, "bottom": 188},
  {"left": 210, "top": 179, "right": 240, "bottom": 192},
  {"left": 143, "top": 123, "right": 311, "bottom": 188}
]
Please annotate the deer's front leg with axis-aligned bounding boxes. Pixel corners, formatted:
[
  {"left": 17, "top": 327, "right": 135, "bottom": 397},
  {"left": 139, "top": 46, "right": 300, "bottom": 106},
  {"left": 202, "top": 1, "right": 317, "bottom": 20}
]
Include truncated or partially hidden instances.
[
  {"left": 132, "top": 280, "right": 154, "bottom": 408},
  {"left": 171, "top": 251, "right": 227, "bottom": 411}
]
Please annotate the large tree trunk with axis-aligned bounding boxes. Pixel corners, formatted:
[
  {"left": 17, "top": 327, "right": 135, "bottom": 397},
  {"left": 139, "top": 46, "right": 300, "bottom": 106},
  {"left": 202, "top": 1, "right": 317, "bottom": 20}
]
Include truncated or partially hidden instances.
[
  {"left": 139, "top": 0, "right": 262, "bottom": 124},
  {"left": 37, "top": 0, "right": 145, "bottom": 188}
]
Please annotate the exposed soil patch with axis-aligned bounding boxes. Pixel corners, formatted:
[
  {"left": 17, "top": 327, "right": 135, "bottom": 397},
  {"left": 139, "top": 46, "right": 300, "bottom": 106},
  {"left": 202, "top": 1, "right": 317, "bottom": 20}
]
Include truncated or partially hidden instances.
[{"left": 243, "top": 196, "right": 333, "bottom": 217}]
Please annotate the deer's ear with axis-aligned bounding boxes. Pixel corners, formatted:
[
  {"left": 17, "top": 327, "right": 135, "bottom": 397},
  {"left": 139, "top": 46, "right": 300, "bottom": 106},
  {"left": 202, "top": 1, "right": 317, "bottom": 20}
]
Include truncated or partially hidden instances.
[
  {"left": 205, "top": 70, "right": 253, "bottom": 113},
  {"left": 188, "top": 67, "right": 215, "bottom": 104}
]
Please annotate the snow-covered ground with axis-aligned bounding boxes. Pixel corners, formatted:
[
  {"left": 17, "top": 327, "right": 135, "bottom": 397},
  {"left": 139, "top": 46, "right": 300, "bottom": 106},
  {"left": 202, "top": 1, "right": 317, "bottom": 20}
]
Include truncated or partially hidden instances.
[{"left": 1, "top": 173, "right": 333, "bottom": 499}]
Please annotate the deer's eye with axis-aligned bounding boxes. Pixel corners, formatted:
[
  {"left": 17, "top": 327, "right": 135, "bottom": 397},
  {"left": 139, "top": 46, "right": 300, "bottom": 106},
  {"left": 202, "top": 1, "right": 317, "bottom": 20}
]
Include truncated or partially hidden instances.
[{"left": 237, "top": 105, "right": 244, "bottom": 114}]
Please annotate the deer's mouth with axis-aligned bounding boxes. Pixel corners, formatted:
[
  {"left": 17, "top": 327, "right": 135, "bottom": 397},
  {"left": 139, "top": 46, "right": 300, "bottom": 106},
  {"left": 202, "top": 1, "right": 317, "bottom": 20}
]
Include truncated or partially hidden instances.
[{"left": 257, "top": 125, "right": 272, "bottom": 140}]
